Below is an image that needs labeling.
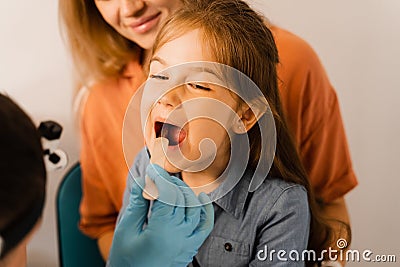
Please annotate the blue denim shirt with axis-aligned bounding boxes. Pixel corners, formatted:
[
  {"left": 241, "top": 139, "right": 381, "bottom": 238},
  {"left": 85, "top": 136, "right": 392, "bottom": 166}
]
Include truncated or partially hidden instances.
[{"left": 121, "top": 149, "right": 310, "bottom": 266}]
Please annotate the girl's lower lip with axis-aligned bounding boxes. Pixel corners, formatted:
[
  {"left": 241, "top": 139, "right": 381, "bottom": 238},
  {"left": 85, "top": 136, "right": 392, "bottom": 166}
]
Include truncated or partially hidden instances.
[
  {"left": 130, "top": 13, "right": 161, "bottom": 34},
  {"left": 166, "top": 144, "right": 180, "bottom": 151}
]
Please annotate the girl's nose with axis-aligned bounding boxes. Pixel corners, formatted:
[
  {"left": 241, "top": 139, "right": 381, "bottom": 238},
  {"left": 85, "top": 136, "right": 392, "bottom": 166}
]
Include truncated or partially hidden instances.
[
  {"left": 158, "top": 89, "right": 181, "bottom": 109},
  {"left": 120, "top": 0, "right": 146, "bottom": 18}
]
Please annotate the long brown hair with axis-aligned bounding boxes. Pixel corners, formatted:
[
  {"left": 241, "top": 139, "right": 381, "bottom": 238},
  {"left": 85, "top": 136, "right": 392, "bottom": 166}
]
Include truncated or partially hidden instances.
[
  {"left": 153, "top": 0, "right": 349, "bottom": 265},
  {"left": 58, "top": 0, "right": 139, "bottom": 85}
]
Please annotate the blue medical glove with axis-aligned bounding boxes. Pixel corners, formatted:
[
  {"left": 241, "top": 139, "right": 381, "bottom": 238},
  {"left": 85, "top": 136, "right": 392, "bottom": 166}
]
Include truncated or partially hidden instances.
[{"left": 108, "top": 164, "right": 214, "bottom": 267}]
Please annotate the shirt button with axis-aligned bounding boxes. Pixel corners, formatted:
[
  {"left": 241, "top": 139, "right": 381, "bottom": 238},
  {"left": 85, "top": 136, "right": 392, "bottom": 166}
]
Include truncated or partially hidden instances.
[{"left": 224, "top": 242, "right": 233, "bottom": 252}]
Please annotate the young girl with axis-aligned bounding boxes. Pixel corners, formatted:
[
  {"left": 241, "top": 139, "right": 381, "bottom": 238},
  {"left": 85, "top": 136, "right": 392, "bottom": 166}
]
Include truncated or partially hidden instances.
[
  {"left": 119, "top": 0, "right": 345, "bottom": 266},
  {"left": 59, "top": 0, "right": 356, "bottom": 259}
]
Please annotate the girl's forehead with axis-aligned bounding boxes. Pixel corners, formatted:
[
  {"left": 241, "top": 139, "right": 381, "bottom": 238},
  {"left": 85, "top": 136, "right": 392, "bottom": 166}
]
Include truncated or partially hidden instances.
[{"left": 153, "top": 29, "right": 214, "bottom": 68}]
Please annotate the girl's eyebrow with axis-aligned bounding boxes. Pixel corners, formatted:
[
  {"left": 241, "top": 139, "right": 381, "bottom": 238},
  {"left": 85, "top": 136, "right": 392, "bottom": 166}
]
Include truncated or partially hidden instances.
[{"left": 150, "top": 56, "right": 166, "bottom": 66}]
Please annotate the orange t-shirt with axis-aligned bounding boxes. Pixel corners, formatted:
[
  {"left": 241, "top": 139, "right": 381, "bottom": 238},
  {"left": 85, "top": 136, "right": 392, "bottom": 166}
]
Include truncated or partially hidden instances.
[
  {"left": 79, "top": 60, "right": 146, "bottom": 238},
  {"left": 79, "top": 26, "right": 358, "bottom": 238},
  {"left": 271, "top": 26, "right": 357, "bottom": 202}
]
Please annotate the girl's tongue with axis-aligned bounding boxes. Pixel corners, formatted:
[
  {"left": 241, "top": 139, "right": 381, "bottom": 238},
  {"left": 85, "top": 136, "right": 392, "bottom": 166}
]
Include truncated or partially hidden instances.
[{"left": 155, "top": 122, "right": 186, "bottom": 146}]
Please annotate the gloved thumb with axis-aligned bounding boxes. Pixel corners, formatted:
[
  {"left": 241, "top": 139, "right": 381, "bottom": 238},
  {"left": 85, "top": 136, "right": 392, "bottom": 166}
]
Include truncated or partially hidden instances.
[
  {"left": 117, "top": 174, "right": 149, "bottom": 235},
  {"left": 146, "top": 164, "right": 184, "bottom": 206}
]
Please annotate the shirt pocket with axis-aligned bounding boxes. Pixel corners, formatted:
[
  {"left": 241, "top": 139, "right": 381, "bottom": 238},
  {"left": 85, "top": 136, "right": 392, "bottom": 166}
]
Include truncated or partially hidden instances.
[{"left": 206, "top": 236, "right": 251, "bottom": 267}]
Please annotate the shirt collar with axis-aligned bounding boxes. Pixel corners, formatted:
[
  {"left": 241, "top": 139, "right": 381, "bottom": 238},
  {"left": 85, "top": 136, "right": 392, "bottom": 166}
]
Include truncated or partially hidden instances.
[{"left": 210, "top": 169, "right": 253, "bottom": 219}]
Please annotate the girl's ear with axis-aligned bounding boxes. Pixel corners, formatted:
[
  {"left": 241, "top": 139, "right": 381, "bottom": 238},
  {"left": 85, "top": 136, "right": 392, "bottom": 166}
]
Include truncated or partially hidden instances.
[{"left": 233, "top": 104, "right": 258, "bottom": 134}]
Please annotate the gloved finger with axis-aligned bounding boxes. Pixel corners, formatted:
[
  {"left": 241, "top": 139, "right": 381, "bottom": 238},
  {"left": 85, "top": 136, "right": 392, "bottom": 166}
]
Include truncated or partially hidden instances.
[
  {"left": 146, "top": 164, "right": 185, "bottom": 218},
  {"left": 167, "top": 175, "right": 201, "bottom": 209},
  {"left": 168, "top": 176, "right": 202, "bottom": 233},
  {"left": 197, "top": 192, "right": 214, "bottom": 233},
  {"left": 146, "top": 164, "right": 184, "bottom": 205},
  {"left": 117, "top": 175, "right": 149, "bottom": 235},
  {"left": 189, "top": 192, "right": 214, "bottom": 243}
]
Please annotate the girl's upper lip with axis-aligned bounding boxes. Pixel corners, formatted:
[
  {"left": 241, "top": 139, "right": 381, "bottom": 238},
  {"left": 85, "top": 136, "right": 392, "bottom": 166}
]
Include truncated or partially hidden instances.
[
  {"left": 153, "top": 116, "right": 180, "bottom": 127},
  {"left": 128, "top": 12, "right": 161, "bottom": 28}
]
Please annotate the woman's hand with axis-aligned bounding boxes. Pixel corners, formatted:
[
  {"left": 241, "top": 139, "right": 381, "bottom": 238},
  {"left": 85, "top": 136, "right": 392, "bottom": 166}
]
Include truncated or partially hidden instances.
[{"left": 108, "top": 164, "right": 214, "bottom": 267}]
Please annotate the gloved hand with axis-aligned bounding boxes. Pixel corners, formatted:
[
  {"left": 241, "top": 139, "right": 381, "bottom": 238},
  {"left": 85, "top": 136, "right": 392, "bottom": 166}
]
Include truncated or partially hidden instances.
[{"left": 108, "top": 164, "right": 214, "bottom": 267}]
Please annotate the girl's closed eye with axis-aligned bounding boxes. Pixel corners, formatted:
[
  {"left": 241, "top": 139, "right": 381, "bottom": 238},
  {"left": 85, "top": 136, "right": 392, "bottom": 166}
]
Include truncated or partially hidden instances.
[
  {"left": 149, "top": 74, "right": 169, "bottom": 80},
  {"left": 187, "top": 82, "right": 211, "bottom": 91}
]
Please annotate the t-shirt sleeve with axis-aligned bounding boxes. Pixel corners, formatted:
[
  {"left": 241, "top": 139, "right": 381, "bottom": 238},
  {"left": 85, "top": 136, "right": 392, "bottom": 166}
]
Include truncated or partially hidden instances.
[
  {"left": 300, "top": 87, "right": 357, "bottom": 203},
  {"left": 273, "top": 26, "right": 358, "bottom": 203},
  {"left": 78, "top": 84, "right": 128, "bottom": 239}
]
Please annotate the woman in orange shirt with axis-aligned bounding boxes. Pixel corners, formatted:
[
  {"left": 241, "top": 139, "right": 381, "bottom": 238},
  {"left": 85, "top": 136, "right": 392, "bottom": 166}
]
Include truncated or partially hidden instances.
[{"left": 59, "top": 0, "right": 357, "bottom": 261}]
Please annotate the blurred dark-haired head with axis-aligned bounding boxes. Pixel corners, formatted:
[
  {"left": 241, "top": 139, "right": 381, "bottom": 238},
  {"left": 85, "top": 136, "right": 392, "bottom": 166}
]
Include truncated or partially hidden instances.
[{"left": 0, "top": 93, "right": 46, "bottom": 259}]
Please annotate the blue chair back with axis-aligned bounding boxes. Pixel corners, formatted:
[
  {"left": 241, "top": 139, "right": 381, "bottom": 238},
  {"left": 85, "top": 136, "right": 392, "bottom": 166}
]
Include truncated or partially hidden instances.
[{"left": 56, "top": 163, "right": 105, "bottom": 267}]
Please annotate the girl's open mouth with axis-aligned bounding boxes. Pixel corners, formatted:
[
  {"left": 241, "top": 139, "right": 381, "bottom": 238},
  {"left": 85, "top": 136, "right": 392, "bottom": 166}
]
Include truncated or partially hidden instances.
[{"left": 154, "top": 121, "right": 186, "bottom": 146}]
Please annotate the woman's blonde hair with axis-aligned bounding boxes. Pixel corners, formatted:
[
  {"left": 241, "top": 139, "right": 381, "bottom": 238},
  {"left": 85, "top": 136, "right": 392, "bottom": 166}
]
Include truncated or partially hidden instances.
[
  {"left": 58, "top": 0, "right": 140, "bottom": 85},
  {"left": 153, "top": 0, "right": 350, "bottom": 265}
]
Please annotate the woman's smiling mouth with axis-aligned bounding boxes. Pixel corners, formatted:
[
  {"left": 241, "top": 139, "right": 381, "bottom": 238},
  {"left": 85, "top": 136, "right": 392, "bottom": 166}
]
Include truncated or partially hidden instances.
[{"left": 128, "top": 12, "right": 161, "bottom": 34}]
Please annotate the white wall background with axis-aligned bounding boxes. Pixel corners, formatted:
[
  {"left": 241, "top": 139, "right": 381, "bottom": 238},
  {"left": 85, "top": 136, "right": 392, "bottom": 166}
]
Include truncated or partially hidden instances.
[{"left": 0, "top": 0, "right": 399, "bottom": 266}]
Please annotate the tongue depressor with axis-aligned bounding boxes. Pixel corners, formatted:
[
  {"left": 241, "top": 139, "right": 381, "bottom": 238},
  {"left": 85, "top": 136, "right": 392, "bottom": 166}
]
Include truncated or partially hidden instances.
[{"left": 143, "top": 137, "right": 169, "bottom": 200}]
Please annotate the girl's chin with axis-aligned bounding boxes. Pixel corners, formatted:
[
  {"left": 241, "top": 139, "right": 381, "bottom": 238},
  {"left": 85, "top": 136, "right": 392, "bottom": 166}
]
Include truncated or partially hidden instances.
[{"left": 162, "top": 163, "right": 181, "bottom": 174}]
